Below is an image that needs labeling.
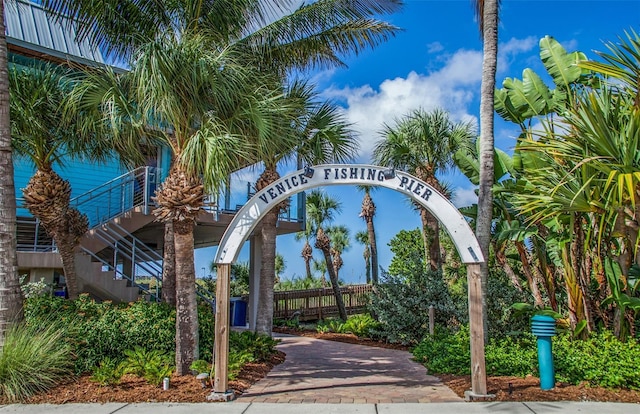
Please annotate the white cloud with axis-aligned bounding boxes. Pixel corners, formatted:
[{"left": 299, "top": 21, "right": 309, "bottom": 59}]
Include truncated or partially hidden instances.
[
  {"left": 323, "top": 48, "right": 483, "bottom": 162},
  {"left": 452, "top": 186, "right": 478, "bottom": 208},
  {"left": 497, "top": 36, "right": 538, "bottom": 74},
  {"left": 427, "top": 41, "right": 444, "bottom": 53}
]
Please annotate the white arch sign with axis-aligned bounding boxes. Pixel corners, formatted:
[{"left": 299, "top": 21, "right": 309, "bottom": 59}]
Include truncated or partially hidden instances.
[
  {"left": 210, "top": 164, "right": 488, "bottom": 400},
  {"left": 215, "top": 164, "right": 483, "bottom": 264}
]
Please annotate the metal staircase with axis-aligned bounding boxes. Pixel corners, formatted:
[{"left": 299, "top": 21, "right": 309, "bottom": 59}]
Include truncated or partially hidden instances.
[{"left": 71, "top": 166, "right": 213, "bottom": 303}]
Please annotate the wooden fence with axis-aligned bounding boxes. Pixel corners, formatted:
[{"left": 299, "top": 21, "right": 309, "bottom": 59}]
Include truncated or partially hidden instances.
[{"left": 273, "top": 284, "right": 373, "bottom": 321}]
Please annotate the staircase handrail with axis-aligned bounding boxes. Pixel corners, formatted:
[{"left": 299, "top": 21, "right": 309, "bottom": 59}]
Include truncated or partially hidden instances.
[
  {"left": 93, "top": 223, "right": 215, "bottom": 305},
  {"left": 80, "top": 246, "right": 160, "bottom": 302},
  {"left": 70, "top": 166, "right": 158, "bottom": 228}
]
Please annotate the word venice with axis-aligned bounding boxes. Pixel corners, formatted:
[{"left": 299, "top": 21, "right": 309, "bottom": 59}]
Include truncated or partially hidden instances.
[{"left": 258, "top": 166, "right": 434, "bottom": 205}]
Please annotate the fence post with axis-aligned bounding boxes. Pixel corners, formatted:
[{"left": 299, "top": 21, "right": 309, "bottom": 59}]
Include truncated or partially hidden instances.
[{"left": 429, "top": 305, "right": 435, "bottom": 336}]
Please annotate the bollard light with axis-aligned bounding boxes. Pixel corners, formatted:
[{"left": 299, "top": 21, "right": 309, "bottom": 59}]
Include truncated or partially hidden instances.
[{"left": 531, "top": 314, "right": 557, "bottom": 390}]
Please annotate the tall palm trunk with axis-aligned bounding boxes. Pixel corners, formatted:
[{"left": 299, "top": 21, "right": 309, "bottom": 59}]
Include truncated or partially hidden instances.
[
  {"left": 255, "top": 168, "right": 281, "bottom": 336},
  {"left": 363, "top": 246, "right": 371, "bottom": 284},
  {"left": 315, "top": 228, "right": 347, "bottom": 321},
  {"left": 55, "top": 208, "right": 88, "bottom": 300},
  {"left": 173, "top": 219, "right": 198, "bottom": 375},
  {"left": 419, "top": 207, "right": 441, "bottom": 271},
  {"left": 0, "top": 0, "right": 23, "bottom": 345},
  {"left": 154, "top": 166, "right": 203, "bottom": 375},
  {"left": 162, "top": 221, "right": 176, "bottom": 307},
  {"left": 23, "top": 169, "right": 87, "bottom": 299},
  {"left": 302, "top": 241, "right": 313, "bottom": 280},
  {"left": 477, "top": 0, "right": 499, "bottom": 340},
  {"left": 367, "top": 220, "right": 378, "bottom": 283},
  {"left": 361, "top": 192, "right": 379, "bottom": 283},
  {"left": 256, "top": 209, "right": 278, "bottom": 335}
]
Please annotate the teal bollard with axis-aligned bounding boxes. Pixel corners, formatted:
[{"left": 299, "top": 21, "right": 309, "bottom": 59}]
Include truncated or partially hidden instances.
[{"left": 531, "top": 315, "right": 556, "bottom": 390}]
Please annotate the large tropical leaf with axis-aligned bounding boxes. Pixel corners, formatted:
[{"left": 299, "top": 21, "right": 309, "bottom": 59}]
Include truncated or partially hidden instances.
[{"left": 539, "top": 35, "right": 585, "bottom": 90}]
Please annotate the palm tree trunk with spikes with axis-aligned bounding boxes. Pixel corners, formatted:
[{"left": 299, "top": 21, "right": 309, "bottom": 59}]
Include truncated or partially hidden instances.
[
  {"left": 255, "top": 168, "right": 282, "bottom": 336},
  {"left": 162, "top": 222, "right": 176, "bottom": 307},
  {"left": 302, "top": 241, "right": 313, "bottom": 280},
  {"left": 316, "top": 228, "right": 347, "bottom": 321},
  {"left": 154, "top": 166, "right": 203, "bottom": 375},
  {"left": 173, "top": 219, "right": 198, "bottom": 375}
]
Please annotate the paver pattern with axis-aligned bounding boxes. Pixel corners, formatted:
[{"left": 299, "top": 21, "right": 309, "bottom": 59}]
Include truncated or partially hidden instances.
[{"left": 236, "top": 334, "right": 463, "bottom": 404}]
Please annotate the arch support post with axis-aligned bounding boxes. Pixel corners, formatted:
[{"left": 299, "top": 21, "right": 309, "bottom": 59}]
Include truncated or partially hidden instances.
[
  {"left": 208, "top": 263, "right": 234, "bottom": 401},
  {"left": 465, "top": 263, "right": 491, "bottom": 400}
]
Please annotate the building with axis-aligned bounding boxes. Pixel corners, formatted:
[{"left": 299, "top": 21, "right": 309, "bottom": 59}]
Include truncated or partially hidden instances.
[{"left": 9, "top": 0, "right": 304, "bottom": 327}]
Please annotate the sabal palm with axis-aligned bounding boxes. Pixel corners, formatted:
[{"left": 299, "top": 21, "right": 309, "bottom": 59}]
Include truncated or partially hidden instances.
[
  {"left": 357, "top": 185, "right": 378, "bottom": 283},
  {"left": 374, "top": 107, "right": 475, "bottom": 270},
  {"left": 44, "top": 0, "right": 400, "bottom": 368},
  {"left": 327, "top": 225, "right": 350, "bottom": 279},
  {"left": 43, "top": 0, "right": 402, "bottom": 74},
  {"left": 307, "top": 189, "right": 348, "bottom": 320},
  {"left": 73, "top": 35, "right": 295, "bottom": 374},
  {"left": 355, "top": 230, "right": 371, "bottom": 284},
  {"left": 9, "top": 64, "right": 123, "bottom": 300},
  {"left": 253, "top": 80, "right": 357, "bottom": 335}
]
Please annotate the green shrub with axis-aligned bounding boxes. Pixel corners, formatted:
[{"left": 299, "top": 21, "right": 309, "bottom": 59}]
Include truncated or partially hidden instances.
[
  {"left": 24, "top": 295, "right": 215, "bottom": 374},
  {"left": 341, "top": 314, "right": 381, "bottom": 338},
  {"left": 554, "top": 332, "right": 640, "bottom": 389},
  {"left": 413, "top": 327, "right": 640, "bottom": 389},
  {"left": 123, "top": 346, "right": 174, "bottom": 386},
  {"left": 229, "top": 330, "right": 279, "bottom": 362},
  {"left": 316, "top": 318, "right": 344, "bottom": 334},
  {"left": 189, "top": 360, "right": 211, "bottom": 374},
  {"left": 369, "top": 269, "right": 465, "bottom": 345},
  {"left": 412, "top": 327, "right": 471, "bottom": 375},
  {"left": 0, "top": 322, "right": 73, "bottom": 402},
  {"left": 90, "top": 357, "right": 125, "bottom": 386},
  {"left": 227, "top": 350, "right": 254, "bottom": 381},
  {"left": 485, "top": 335, "right": 537, "bottom": 377}
]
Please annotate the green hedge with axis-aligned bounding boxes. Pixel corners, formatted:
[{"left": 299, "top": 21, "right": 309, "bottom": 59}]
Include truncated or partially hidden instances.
[
  {"left": 412, "top": 327, "right": 640, "bottom": 389},
  {"left": 25, "top": 295, "right": 215, "bottom": 374}
]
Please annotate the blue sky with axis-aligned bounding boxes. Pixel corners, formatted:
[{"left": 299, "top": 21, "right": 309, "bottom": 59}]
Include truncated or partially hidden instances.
[{"left": 195, "top": 0, "right": 640, "bottom": 282}]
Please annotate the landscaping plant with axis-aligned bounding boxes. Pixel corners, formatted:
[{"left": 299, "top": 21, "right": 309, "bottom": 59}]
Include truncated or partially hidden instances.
[
  {"left": 0, "top": 322, "right": 73, "bottom": 401},
  {"left": 90, "top": 357, "right": 126, "bottom": 387}
]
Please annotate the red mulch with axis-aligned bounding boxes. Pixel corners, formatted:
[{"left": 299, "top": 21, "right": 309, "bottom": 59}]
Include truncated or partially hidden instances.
[
  {"left": 2, "top": 351, "right": 285, "bottom": 405},
  {"left": 5, "top": 329, "right": 640, "bottom": 404}
]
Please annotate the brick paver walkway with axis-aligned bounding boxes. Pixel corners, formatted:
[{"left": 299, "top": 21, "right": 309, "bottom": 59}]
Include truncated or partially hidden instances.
[{"left": 235, "top": 334, "right": 463, "bottom": 404}]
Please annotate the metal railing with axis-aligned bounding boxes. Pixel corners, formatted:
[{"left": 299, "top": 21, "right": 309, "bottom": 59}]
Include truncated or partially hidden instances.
[
  {"left": 70, "top": 166, "right": 158, "bottom": 229},
  {"left": 90, "top": 222, "right": 214, "bottom": 305},
  {"left": 16, "top": 216, "right": 56, "bottom": 252}
]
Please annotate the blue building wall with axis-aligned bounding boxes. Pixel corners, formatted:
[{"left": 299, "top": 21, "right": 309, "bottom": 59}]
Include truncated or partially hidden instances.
[{"left": 14, "top": 155, "right": 127, "bottom": 217}]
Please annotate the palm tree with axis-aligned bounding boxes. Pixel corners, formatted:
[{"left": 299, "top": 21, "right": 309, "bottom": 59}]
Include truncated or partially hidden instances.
[
  {"left": 0, "top": 0, "right": 23, "bottom": 346},
  {"left": 274, "top": 253, "right": 286, "bottom": 284},
  {"left": 295, "top": 217, "right": 316, "bottom": 280},
  {"left": 374, "top": 108, "right": 475, "bottom": 271},
  {"left": 73, "top": 36, "right": 293, "bottom": 374},
  {"left": 474, "top": 0, "right": 499, "bottom": 350},
  {"left": 44, "top": 0, "right": 401, "bottom": 370},
  {"left": 9, "top": 63, "right": 129, "bottom": 300},
  {"left": 358, "top": 185, "right": 379, "bottom": 283},
  {"left": 355, "top": 230, "right": 371, "bottom": 284},
  {"left": 253, "top": 80, "right": 357, "bottom": 335},
  {"left": 327, "top": 225, "right": 350, "bottom": 280},
  {"left": 313, "top": 258, "right": 328, "bottom": 287},
  {"left": 307, "top": 190, "right": 348, "bottom": 320}
]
